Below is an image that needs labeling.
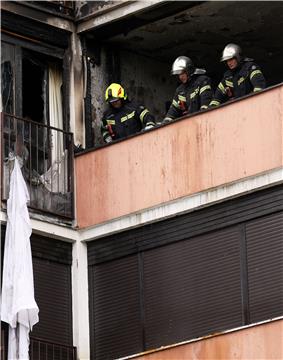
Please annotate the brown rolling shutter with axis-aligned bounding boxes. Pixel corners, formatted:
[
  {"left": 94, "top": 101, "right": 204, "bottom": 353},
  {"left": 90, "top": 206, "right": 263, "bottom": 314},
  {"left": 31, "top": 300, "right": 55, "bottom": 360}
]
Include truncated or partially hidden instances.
[
  {"left": 88, "top": 185, "right": 283, "bottom": 359},
  {"left": 143, "top": 226, "right": 243, "bottom": 349},
  {"left": 30, "top": 236, "right": 73, "bottom": 346},
  {"left": 1, "top": 230, "right": 73, "bottom": 352},
  {"left": 246, "top": 212, "right": 283, "bottom": 322},
  {"left": 88, "top": 185, "right": 283, "bottom": 265},
  {"left": 31, "top": 258, "right": 73, "bottom": 345},
  {"left": 89, "top": 254, "right": 143, "bottom": 360}
]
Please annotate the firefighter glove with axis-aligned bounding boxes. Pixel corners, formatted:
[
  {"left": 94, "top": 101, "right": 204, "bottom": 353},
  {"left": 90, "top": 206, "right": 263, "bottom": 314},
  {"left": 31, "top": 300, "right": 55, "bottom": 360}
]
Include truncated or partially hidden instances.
[
  {"left": 105, "top": 135, "right": 113, "bottom": 143},
  {"left": 144, "top": 124, "right": 155, "bottom": 131}
]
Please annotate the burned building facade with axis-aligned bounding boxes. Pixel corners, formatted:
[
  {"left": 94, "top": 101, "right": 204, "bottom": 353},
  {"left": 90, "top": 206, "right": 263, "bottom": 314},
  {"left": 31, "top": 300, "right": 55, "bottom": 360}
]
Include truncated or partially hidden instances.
[{"left": 1, "top": 1, "right": 283, "bottom": 359}]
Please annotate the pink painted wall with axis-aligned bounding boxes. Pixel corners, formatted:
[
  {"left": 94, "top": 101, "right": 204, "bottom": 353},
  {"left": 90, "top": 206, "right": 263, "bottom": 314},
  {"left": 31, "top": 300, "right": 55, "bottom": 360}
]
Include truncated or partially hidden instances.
[
  {"left": 75, "top": 86, "right": 283, "bottom": 228},
  {"left": 133, "top": 320, "right": 283, "bottom": 360}
]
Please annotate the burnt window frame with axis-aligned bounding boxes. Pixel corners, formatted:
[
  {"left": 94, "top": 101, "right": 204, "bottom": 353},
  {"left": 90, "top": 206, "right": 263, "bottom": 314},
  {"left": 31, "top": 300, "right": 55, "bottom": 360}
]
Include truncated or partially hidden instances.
[{"left": 1, "top": 32, "right": 69, "bottom": 132}]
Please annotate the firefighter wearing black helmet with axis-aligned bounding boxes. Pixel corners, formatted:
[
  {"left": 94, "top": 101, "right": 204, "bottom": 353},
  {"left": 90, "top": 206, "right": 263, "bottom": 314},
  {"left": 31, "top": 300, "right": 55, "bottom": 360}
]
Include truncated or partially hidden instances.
[
  {"left": 163, "top": 56, "right": 213, "bottom": 122},
  {"left": 101, "top": 83, "right": 155, "bottom": 143},
  {"left": 210, "top": 43, "right": 266, "bottom": 107}
]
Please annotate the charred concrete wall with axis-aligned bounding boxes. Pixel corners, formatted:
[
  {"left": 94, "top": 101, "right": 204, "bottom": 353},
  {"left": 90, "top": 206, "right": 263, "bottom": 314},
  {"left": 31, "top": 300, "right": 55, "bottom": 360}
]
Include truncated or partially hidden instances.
[
  {"left": 90, "top": 46, "right": 176, "bottom": 145},
  {"left": 75, "top": 0, "right": 121, "bottom": 21}
]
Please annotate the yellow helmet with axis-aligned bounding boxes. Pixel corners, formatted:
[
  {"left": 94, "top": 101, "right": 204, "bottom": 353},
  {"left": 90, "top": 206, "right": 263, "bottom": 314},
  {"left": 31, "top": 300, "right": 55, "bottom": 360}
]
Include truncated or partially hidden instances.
[{"left": 105, "top": 83, "right": 127, "bottom": 102}]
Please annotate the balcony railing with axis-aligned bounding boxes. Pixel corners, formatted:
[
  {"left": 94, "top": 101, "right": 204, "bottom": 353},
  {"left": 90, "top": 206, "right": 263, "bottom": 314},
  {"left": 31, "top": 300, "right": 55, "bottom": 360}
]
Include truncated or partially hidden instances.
[
  {"left": 1, "top": 331, "right": 77, "bottom": 360},
  {"left": 1, "top": 113, "right": 74, "bottom": 219},
  {"left": 75, "top": 84, "right": 283, "bottom": 228},
  {"left": 21, "top": 1, "right": 75, "bottom": 18},
  {"left": 30, "top": 337, "right": 77, "bottom": 360}
]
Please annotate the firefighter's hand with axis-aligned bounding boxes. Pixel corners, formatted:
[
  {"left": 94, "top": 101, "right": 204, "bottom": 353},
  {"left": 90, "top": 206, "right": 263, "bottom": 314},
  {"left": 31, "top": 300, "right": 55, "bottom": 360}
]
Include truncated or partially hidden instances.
[
  {"left": 144, "top": 124, "right": 155, "bottom": 131},
  {"left": 105, "top": 135, "right": 113, "bottom": 143}
]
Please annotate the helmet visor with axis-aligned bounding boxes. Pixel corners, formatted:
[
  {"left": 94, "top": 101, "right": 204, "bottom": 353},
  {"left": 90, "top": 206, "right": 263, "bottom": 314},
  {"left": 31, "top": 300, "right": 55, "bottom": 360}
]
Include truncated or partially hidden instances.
[
  {"left": 109, "top": 97, "right": 121, "bottom": 103},
  {"left": 221, "top": 54, "right": 234, "bottom": 62},
  {"left": 171, "top": 69, "right": 185, "bottom": 75}
]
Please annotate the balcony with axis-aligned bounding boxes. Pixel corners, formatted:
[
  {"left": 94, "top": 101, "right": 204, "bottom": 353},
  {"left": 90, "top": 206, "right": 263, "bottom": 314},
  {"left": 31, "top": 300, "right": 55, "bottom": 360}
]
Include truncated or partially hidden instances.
[
  {"left": 1, "top": 331, "right": 77, "bottom": 360},
  {"left": 1, "top": 113, "right": 74, "bottom": 219},
  {"left": 132, "top": 319, "right": 282, "bottom": 360},
  {"left": 75, "top": 84, "right": 283, "bottom": 229},
  {"left": 20, "top": 1, "right": 75, "bottom": 18},
  {"left": 30, "top": 337, "right": 77, "bottom": 360}
]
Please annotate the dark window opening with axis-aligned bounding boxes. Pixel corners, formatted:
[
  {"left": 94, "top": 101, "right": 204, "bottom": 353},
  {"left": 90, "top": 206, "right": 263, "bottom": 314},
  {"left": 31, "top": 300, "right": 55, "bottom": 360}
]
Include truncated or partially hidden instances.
[
  {"left": 1, "top": 61, "right": 14, "bottom": 114},
  {"left": 1, "top": 42, "right": 16, "bottom": 115},
  {"left": 22, "top": 56, "right": 46, "bottom": 125}
]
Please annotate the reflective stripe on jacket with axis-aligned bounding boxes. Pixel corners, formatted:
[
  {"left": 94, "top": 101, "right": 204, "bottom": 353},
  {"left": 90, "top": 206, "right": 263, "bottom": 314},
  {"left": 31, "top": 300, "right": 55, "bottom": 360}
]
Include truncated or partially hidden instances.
[
  {"left": 101, "top": 100, "right": 155, "bottom": 141},
  {"left": 210, "top": 60, "right": 266, "bottom": 107},
  {"left": 165, "top": 74, "right": 213, "bottom": 121}
]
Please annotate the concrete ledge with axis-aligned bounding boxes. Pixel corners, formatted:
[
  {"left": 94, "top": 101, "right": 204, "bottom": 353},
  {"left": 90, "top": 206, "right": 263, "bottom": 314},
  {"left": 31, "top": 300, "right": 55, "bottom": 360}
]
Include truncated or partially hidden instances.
[
  {"left": 79, "top": 167, "right": 283, "bottom": 241},
  {"left": 1, "top": 167, "right": 282, "bottom": 242}
]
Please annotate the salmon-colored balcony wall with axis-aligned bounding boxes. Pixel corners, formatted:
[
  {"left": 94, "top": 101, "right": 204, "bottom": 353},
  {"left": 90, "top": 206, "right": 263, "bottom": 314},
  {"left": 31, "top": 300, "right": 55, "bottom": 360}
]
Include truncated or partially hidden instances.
[
  {"left": 75, "top": 85, "right": 283, "bottom": 228},
  {"left": 133, "top": 320, "right": 283, "bottom": 360}
]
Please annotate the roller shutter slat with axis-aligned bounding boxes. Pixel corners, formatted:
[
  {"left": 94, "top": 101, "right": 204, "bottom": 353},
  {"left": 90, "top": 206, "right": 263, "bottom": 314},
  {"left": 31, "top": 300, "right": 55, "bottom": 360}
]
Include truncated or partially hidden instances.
[{"left": 246, "top": 212, "right": 283, "bottom": 322}]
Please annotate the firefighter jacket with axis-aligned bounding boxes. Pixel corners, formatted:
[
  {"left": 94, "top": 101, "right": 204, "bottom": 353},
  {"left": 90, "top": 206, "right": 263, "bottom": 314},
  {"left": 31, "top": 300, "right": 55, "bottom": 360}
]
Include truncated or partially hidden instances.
[
  {"left": 101, "top": 100, "right": 155, "bottom": 142},
  {"left": 210, "top": 59, "right": 266, "bottom": 107},
  {"left": 164, "top": 72, "right": 213, "bottom": 121}
]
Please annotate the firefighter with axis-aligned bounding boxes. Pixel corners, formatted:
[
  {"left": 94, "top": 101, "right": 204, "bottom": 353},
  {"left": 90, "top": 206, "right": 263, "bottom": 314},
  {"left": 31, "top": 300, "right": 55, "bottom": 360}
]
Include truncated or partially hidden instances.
[
  {"left": 101, "top": 83, "right": 155, "bottom": 143},
  {"left": 209, "top": 43, "right": 266, "bottom": 107},
  {"left": 163, "top": 56, "right": 212, "bottom": 122}
]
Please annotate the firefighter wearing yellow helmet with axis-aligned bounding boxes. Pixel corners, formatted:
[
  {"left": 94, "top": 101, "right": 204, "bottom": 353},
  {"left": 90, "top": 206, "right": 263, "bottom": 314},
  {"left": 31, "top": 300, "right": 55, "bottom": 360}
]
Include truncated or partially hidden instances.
[
  {"left": 101, "top": 83, "right": 155, "bottom": 143},
  {"left": 209, "top": 43, "right": 266, "bottom": 107}
]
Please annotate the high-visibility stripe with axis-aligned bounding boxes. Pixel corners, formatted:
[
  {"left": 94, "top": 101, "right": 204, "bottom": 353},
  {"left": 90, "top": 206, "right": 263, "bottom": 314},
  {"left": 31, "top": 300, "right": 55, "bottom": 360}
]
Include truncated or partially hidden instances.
[
  {"left": 173, "top": 99, "right": 180, "bottom": 108},
  {"left": 225, "top": 80, "right": 233, "bottom": 87},
  {"left": 210, "top": 100, "right": 221, "bottom": 106},
  {"left": 250, "top": 69, "right": 262, "bottom": 80},
  {"left": 102, "top": 131, "right": 109, "bottom": 138},
  {"left": 199, "top": 85, "right": 211, "bottom": 95},
  {"left": 200, "top": 105, "right": 208, "bottom": 109},
  {"left": 238, "top": 77, "right": 245, "bottom": 85},
  {"left": 190, "top": 91, "right": 197, "bottom": 99},
  {"left": 121, "top": 111, "right": 135, "bottom": 123},
  {"left": 178, "top": 95, "right": 186, "bottom": 102},
  {"left": 218, "top": 82, "right": 226, "bottom": 94},
  {"left": 146, "top": 121, "right": 155, "bottom": 126},
  {"left": 140, "top": 109, "right": 149, "bottom": 122},
  {"left": 106, "top": 120, "right": 115, "bottom": 125},
  {"left": 253, "top": 87, "right": 262, "bottom": 92},
  {"left": 190, "top": 88, "right": 200, "bottom": 99}
]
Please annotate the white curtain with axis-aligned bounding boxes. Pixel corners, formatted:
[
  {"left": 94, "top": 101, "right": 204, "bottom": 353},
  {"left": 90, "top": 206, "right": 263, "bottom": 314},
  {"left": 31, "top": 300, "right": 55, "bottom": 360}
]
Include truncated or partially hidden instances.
[
  {"left": 49, "top": 64, "right": 63, "bottom": 157},
  {"left": 40, "top": 64, "right": 68, "bottom": 193}
]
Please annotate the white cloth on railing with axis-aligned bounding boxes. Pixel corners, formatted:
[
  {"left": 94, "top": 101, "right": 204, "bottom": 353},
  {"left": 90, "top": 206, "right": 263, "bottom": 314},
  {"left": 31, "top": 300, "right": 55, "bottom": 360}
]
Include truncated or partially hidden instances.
[
  {"left": 39, "top": 149, "right": 68, "bottom": 193},
  {"left": 1, "top": 157, "right": 39, "bottom": 359}
]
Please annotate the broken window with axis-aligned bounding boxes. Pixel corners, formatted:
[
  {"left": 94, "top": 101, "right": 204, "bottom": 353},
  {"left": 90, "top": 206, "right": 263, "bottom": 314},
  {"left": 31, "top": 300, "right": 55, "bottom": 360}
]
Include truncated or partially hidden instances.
[{"left": 1, "top": 36, "right": 73, "bottom": 218}]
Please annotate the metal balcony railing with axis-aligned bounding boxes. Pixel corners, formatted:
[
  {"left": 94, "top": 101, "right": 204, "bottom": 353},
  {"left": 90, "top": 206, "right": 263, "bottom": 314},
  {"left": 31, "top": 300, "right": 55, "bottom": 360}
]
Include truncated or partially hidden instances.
[
  {"left": 1, "top": 331, "right": 77, "bottom": 360},
  {"left": 21, "top": 1, "right": 75, "bottom": 17},
  {"left": 30, "top": 337, "right": 77, "bottom": 360},
  {"left": 1, "top": 113, "right": 74, "bottom": 219}
]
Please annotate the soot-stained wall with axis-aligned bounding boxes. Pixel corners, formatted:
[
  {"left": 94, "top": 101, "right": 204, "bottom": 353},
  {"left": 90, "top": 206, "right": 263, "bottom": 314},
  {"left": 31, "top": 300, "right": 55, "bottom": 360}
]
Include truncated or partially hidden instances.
[{"left": 90, "top": 47, "right": 176, "bottom": 146}]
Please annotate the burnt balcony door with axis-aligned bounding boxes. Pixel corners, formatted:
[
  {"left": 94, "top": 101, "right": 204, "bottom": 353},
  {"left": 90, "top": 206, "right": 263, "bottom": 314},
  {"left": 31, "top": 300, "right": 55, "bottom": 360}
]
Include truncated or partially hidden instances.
[{"left": 1, "top": 37, "right": 73, "bottom": 218}]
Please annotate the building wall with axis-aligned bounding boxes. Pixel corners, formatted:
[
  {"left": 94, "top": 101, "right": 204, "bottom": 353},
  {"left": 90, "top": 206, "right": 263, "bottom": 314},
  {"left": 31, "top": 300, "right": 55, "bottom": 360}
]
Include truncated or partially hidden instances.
[
  {"left": 133, "top": 319, "right": 283, "bottom": 360},
  {"left": 75, "top": 85, "right": 283, "bottom": 228},
  {"left": 87, "top": 184, "right": 283, "bottom": 359}
]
